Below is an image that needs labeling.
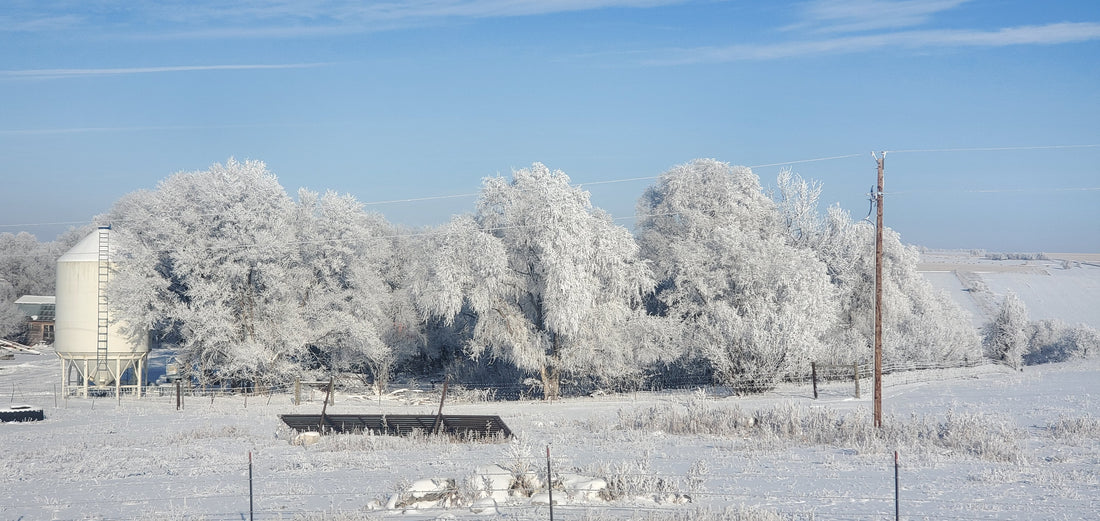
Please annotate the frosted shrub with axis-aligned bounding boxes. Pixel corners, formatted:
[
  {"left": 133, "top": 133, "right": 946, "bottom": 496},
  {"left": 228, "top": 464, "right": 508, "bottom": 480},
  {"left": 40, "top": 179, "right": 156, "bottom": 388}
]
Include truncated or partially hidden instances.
[
  {"left": 933, "top": 409, "right": 1024, "bottom": 463},
  {"left": 287, "top": 513, "right": 385, "bottom": 521},
  {"left": 1048, "top": 415, "right": 1100, "bottom": 440},
  {"left": 686, "top": 458, "right": 711, "bottom": 493},
  {"left": 599, "top": 457, "right": 679, "bottom": 502},
  {"left": 166, "top": 425, "right": 246, "bottom": 444},
  {"left": 447, "top": 385, "right": 496, "bottom": 403},
  {"left": 619, "top": 402, "right": 753, "bottom": 436},
  {"left": 578, "top": 504, "right": 796, "bottom": 521},
  {"left": 501, "top": 435, "right": 539, "bottom": 496},
  {"left": 619, "top": 402, "right": 1024, "bottom": 462},
  {"left": 984, "top": 293, "right": 1029, "bottom": 369},
  {"left": 1025, "top": 320, "right": 1100, "bottom": 364}
]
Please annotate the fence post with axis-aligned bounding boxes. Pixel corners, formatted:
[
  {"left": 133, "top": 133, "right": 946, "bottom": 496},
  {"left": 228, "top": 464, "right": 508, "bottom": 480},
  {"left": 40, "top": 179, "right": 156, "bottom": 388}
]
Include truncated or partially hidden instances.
[
  {"left": 546, "top": 445, "right": 554, "bottom": 521},
  {"left": 894, "top": 451, "right": 900, "bottom": 521},
  {"left": 249, "top": 451, "right": 254, "bottom": 521},
  {"left": 176, "top": 380, "right": 181, "bottom": 411},
  {"left": 294, "top": 377, "right": 301, "bottom": 406},
  {"left": 811, "top": 362, "right": 818, "bottom": 399},
  {"left": 854, "top": 363, "right": 861, "bottom": 399}
]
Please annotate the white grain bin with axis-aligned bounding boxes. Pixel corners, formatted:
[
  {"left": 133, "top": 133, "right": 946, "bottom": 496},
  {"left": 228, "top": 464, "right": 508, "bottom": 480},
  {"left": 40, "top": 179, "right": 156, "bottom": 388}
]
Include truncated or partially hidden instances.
[{"left": 55, "top": 227, "right": 149, "bottom": 397}]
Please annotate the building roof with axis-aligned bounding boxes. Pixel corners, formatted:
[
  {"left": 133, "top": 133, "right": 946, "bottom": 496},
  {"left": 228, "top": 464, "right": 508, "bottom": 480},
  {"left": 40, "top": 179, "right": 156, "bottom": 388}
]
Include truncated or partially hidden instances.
[
  {"left": 14, "top": 295, "right": 55, "bottom": 305},
  {"left": 14, "top": 296, "right": 55, "bottom": 321}
]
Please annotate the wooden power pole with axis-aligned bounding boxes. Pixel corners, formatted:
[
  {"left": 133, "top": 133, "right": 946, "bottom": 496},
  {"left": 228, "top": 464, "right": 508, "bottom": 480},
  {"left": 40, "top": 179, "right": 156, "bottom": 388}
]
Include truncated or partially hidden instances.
[{"left": 873, "top": 152, "right": 885, "bottom": 428}]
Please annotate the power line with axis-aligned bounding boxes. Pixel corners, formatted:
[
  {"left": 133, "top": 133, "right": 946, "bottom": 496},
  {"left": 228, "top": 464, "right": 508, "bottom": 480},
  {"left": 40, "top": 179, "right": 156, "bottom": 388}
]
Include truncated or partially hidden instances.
[
  {"left": 886, "top": 144, "right": 1100, "bottom": 154},
  {"left": 1, "top": 144, "right": 1096, "bottom": 233},
  {"left": 886, "top": 187, "right": 1100, "bottom": 195},
  {"left": 359, "top": 192, "right": 479, "bottom": 206},
  {"left": 576, "top": 153, "right": 867, "bottom": 188},
  {"left": 750, "top": 153, "right": 864, "bottom": 168}
]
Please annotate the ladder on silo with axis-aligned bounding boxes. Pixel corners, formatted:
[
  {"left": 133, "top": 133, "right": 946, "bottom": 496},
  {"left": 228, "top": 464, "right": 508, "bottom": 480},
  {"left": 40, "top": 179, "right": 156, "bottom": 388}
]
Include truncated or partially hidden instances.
[{"left": 95, "top": 226, "right": 110, "bottom": 378}]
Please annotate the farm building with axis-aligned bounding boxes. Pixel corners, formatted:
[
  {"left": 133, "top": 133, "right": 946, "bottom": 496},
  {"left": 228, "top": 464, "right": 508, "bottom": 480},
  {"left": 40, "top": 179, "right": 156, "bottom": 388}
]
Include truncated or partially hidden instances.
[{"left": 14, "top": 295, "right": 55, "bottom": 346}]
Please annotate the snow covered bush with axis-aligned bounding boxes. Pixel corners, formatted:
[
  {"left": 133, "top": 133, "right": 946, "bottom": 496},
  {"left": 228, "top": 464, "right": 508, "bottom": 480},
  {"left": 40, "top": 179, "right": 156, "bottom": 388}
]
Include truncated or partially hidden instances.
[
  {"left": 597, "top": 457, "right": 681, "bottom": 502},
  {"left": 501, "top": 434, "right": 540, "bottom": 496},
  {"left": 983, "top": 293, "right": 1029, "bottom": 369},
  {"left": 579, "top": 505, "right": 792, "bottom": 521},
  {"left": 1024, "top": 319, "right": 1099, "bottom": 364},
  {"left": 619, "top": 400, "right": 1024, "bottom": 462},
  {"left": 1047, "top": 415, "right": 1100, "bottom": 440}
]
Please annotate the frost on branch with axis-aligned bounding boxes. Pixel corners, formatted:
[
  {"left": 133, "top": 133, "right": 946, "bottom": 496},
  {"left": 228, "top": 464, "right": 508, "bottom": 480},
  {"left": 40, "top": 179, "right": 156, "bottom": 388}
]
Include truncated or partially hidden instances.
[
  {"left": 637, "top": 159, "right": 836, "bottom": 391},
  {"left": 415, "top": 163, "right": 654, "bottom": 398}
]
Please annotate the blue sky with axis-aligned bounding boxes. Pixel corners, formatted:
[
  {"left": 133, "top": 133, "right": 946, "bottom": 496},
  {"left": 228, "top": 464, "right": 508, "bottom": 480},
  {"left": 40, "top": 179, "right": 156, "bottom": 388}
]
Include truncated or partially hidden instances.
[{"left": 2, "top": 0, "right": 1098, "bottom": 252}]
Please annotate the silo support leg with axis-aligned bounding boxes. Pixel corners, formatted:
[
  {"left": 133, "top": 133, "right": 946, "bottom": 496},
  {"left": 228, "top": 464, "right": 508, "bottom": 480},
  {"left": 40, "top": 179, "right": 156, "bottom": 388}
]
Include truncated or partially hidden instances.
[{"left": 82, "top": 359, "right": 89, "bottom": 398}]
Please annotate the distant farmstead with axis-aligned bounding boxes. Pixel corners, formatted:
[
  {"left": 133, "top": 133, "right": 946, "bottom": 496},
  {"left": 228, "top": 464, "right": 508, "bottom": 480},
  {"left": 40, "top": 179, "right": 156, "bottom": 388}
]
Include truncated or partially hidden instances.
[{"left": 14, "top": 295, "right": 55, "bottom": 346}]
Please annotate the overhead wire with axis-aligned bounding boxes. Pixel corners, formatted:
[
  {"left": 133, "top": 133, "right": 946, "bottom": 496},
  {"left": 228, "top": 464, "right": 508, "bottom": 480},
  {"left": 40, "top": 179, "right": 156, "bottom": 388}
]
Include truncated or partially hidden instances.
[
  {"left": 886, "top": 143, "right": 1100, "bottom": 154},
  {"left": 0, "top": 144, "right": 1095, "bottom": 242},
  {"left": 0, "top": 151, "right": 879, "bottom": 232}
]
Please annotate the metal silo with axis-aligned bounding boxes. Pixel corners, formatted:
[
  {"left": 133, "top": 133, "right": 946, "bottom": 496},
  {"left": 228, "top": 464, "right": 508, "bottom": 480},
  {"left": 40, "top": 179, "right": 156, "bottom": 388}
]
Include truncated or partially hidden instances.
[{"left": 55, "top": 226, "right": 149, "bottom": 397}]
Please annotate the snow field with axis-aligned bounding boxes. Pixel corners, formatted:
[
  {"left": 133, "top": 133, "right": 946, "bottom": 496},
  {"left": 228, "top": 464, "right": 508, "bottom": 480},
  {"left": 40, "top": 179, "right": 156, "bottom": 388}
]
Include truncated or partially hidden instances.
[
  {"left": 1, "top": 347, "right": 1097, "bottom": 520},
  {"left": 919, "top": 253, "right": 1100, "bottom": 330}
]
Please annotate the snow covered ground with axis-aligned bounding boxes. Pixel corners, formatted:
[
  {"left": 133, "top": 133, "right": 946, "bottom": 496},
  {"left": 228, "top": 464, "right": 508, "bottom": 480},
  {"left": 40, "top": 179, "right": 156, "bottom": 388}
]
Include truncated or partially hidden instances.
[
  {"left": 2, "top": 343, "right": 1097, "bottom": 521},
  {"left": 919, "top": 251, "right": 1100, "bottom": 329}
]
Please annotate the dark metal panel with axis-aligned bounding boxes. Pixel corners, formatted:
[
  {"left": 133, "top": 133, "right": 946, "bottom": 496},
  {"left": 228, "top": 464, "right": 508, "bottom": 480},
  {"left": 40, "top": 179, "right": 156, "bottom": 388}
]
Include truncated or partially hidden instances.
[{"left": 279, "top": 414, "right": 512, "bottom": 439}]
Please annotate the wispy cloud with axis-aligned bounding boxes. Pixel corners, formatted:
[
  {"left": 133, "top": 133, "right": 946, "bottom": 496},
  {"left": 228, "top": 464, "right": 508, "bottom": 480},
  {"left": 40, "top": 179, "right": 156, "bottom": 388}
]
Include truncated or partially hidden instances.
[
  {"left": 644, "top": 22, "right": 1100, "bottom": 65},
  {"left": 2, "top": 0, "right": 688, "bottom": 40},
  {"left": 0, "top": 63, "right": 329, "bottom": 80},
  {"left": 784, "top": 0, "right": 970, "bottom": 34},
  {"left": 0, "top": 122, "right": 317, "bottom": 136}
]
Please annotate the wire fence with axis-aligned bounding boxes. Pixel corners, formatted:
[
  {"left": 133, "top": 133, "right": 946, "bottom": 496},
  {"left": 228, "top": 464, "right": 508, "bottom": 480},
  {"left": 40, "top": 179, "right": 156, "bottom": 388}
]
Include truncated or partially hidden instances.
[
  {"left": 2, "top": 450, "right": 1094, "bottom": 521},
  {"left": 0, "top": 352, "right": 1002, "bottom": 407}
]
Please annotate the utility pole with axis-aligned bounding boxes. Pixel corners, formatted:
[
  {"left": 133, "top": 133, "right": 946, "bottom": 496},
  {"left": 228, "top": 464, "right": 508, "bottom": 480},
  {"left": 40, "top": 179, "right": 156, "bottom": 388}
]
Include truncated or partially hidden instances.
[{"left": 873, "top": 151, "right": 885, "bottom": 428}]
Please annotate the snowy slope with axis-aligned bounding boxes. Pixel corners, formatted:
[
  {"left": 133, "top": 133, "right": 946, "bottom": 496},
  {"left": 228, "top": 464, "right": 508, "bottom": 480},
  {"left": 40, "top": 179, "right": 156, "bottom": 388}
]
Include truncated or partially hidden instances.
[{"left": 920, "top": 252, "right": 1100, "bottom": 329}]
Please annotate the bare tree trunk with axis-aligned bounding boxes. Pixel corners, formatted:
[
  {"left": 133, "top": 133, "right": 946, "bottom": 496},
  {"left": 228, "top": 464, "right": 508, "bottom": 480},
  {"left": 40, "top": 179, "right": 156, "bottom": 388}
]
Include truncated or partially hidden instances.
[
  {"left": 539, "top": 363, "right": 560, "bottom": 400},
  {"left": 540, "top": 334, "right": 561, "bottom": 400}
]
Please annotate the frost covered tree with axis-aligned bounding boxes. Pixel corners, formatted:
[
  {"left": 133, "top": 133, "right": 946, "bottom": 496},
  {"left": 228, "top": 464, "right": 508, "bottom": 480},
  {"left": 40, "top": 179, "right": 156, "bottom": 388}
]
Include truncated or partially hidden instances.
[
  {"left": 413, "top": 163, "right": 654, "bottom": 398},
  {"left": 292, "top": 189, "right": 419, "bottom": 392},
  {"left": 637, "top": 159, "right": 837, "bottom": 391},
  {"left": 815, "top": 205, "right": 979, "bottom": 365},
  {"left": 0, "top": 232, "right": 59, "bottom": 296},
  {"left": 108, "top": 159, "right": 305, "bottom": 386},
  {"left": 984, "top": 292, "right": 1029, "bottom": 369},
  {"left": 0, "top": 280, "right": 27, "bottom": 341},
  {"left": 0, "top": 232, "right": 65, "bottom": 342},
  {"left": 774, "top": 168, "right": 824, "bottom": 249}
]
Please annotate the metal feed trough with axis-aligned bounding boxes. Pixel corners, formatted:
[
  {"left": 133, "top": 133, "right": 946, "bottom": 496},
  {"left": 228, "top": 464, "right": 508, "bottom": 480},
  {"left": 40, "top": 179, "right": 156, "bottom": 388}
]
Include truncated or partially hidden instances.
[
  {"left": 0, "top": 405, "right": 44, "bottom": 422},
  {"left": 279, "top": 414, "right": 512, "bottom": 439}
]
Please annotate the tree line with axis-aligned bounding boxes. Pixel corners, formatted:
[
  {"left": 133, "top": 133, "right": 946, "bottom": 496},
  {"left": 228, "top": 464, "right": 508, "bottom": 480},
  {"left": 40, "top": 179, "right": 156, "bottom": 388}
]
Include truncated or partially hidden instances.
[{"left": 8, "top": 158, "right": 986, "bottom": 397}]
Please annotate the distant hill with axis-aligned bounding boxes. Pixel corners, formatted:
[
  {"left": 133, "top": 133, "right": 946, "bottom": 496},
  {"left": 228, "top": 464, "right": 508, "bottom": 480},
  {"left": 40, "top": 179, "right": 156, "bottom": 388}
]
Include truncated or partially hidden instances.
[{"left": 919, "top": 252, "right": 1100, "bottom": 329}]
